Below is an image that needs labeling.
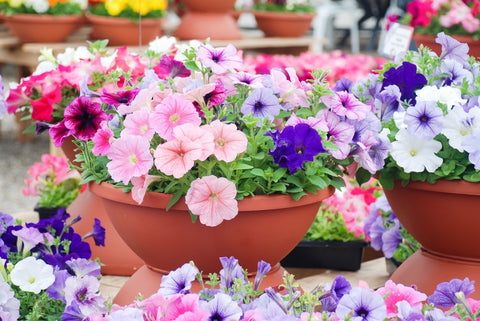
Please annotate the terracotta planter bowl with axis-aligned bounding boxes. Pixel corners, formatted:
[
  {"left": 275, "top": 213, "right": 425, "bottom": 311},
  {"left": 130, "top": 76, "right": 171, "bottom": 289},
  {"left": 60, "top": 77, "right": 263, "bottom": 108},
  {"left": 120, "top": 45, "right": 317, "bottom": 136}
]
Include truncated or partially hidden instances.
[
  {"left": 252, "top": 11, "right": 316, "bottom": 38},
  {"left": 4, "top": 14, "right": 83, "bottom": 43},
  {"left": 90, "top": 182, "right": 334, "bottom": 304},
  {"left": 383, "top": 180, "right": 480, "bottom": 297}
]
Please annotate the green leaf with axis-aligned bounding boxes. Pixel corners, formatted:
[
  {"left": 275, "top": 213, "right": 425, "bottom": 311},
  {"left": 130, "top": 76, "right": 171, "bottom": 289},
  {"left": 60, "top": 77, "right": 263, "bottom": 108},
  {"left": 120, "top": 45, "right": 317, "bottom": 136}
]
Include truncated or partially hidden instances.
[
  {"left": 270, "top": 183, "right": 287, "bottom": 193},
  {"left": 166, "top": 190, "right": 183, "bottom": 211},
  {"left": 233, "top": 163, "right": 254, "bottom": 170},
  {"left": 355, "top": 167, "right": 373, "bottom": 186},
  {"left": 307, "top": 176, "right": 328, "bottom": 189},
  {"left": 184, "top": 60, "right": 201, "bottom": 72},
  {"left": 251, "top": 168, "right": 266, "bottom": 179}
]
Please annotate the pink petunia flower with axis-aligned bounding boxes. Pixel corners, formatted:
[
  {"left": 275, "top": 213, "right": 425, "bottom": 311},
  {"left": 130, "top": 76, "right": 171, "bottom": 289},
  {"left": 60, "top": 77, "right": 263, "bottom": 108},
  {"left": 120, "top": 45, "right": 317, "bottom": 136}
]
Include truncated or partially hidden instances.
[
  {"left": 185, "top": 175, "right": 238, "bottom": 227},
  {"left": 321, "top": 91, "right": 371, "bottom": 120},
  {"left": 197, "top": 44, "right": 243, "bottom": 75},
  {"left": 131, "top": 174, "right": 162, "bottom": 204},
  {"left": 106, "top": 135, "right": 153, "bottom": 185},
  {"left": 92, "top": 121, "right": 114, "bottom": 156},
  {"left": 173, "top": 123, "right": 214, "bottom": 161},
  {"left": 151, "top": 94, "right": 201, "bottom": 141},
  {"left": 122, "top": 108, "right": 155, "bottom": 140},
  {"left": 203, "top": 120, "right": 248, "bottom": 162},
  {"left": 154, "top": 139, "right": 203, "bottom": 179},
  {"left": 376, "top": 280, "right": 427, "bottom": 318}
]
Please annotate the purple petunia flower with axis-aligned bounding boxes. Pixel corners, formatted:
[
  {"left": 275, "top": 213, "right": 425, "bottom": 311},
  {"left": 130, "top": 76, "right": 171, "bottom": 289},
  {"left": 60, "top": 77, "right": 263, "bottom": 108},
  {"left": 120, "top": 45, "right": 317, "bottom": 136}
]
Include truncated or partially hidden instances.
[
  {"left": 35, "top": 121, "right": 51, "bottom": 135},
  {"left": 46, "top": 269, "right": 70, "bottom": 302},
  {"left": 316, "top": 109, "right": 355, "bottom": 160},
  {"left": 253, "top": 260, "right": 271, "bottom": 291},
  {"left": 266, "top": 124, "right": 325, "bottom": 174},
  {"left": 374, "top": 85, "right": 402, "bottom": 121},
  {"left": 61, "top": 301, "right": 85, "bottom": 321},
  {"left": 197, "top": 44, "right": 243, "bottom": 75},
  {"left": 219, "top": 256, "right": 245, "bottom": 289},
  {"left": 463, "top": 128, "right": 480, "bottom": 170},
  {"left": 436, "top": 32, "right": 469, "bottom": 66},
  {"left": 64, "top": 275, "right": 106, "bottom": 316},
  {"left": 82, "top": 218, "right": 105, "bottom": 247},
  {"left": 200, "top": 293, "right": 243, "bottom": 321},
  {"left": 334, "top": 77, "right": 354, "bottom": 92},
  {"left": 322, "top": 91, "right": 371, "bottom": 121},
  {"left": 321, "top": 275, "right": 352, "bottom": 312},
  {"left": 382, "top": 61, "right": 427, "bottom": 105},
  {"left": 241, "top": 87, "right": 281, "bottom": 120},
  {"left": 381, "top": 219, "right": 402, "bottom": 258},
  {"left": 229, "top": 71, "right": 263, "bottom": 88},
  {"left": 336, "top": 287, "right": 387, "bottom": 321},
  {"left": 63, "top": 96, "right": 108, "bottom": 141},
  {"left": 159, "top": 54, "right": 191, "bottom": 78},
  {"left": 404, "top": 101, "right": 444, "bottom": 140},
  {"left": 427, "top": 277, "right": 475, "bottom": 308},
  {"left": 101, "top": 88, "right": 140, "bottom": 107},
  {"left": 67, "top": 258, "right": 101, "bottom": 278},
  {"left": 158, "top": 262, "right": 199, "bottom": 297},
  {"left": 366, "top": 215, "right": 387, "bottom": 252}
]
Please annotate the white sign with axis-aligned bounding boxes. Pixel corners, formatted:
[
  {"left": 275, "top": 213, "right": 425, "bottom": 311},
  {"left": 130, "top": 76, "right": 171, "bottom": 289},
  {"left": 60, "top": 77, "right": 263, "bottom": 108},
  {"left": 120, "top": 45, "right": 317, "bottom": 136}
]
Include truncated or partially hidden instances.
[{"left": 381, "top": 23, "right": 414, "bottom": 59}]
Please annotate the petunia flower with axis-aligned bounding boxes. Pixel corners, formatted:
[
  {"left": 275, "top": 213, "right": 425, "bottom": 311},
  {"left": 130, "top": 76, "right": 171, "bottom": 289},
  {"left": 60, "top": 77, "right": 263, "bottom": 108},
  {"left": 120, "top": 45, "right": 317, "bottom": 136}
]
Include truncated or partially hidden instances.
[
  {"left": 315, "top": 109, "right": 355, "bottom": 159},
  {"left": 462, "top": 127, "right": 480, "bottom": 170},
  {"left": 336, "top": 287, "right": 387, "bottom": 321},
  {"left": 185, "top": 176, "right": 238, "bottom": 227},
  {"left": 10, "top": 257, "right": 55, "bottom": 294},
  {"left": 381, "top": 61, "right": 427, "bottom": 105},
  {"left": 63, "top": 96, "right": 109, "bottom": 141},
  {"left": 49, "top": 120, "right": 72, "bottom": 147},
  {"left": 91, "top": 121, "right": 114, "bottom": 156},
  {"left": 173, "top": 123, "right": 215, "bottom": 161},
  {"left": 157, "top": 262, "right": 199, "bottom": 297},
  {"left": 376, "top": 280, "right": 427, "bottom": 317},
  {"left": 106, "top": 135, "right": 154, "bottom": 185},
  {"left": 200, "top": 293, "right": 243, "bottom": 321},
  {"left": 158, "top": 54, "right": 191, "bottom": 78},
  {"left": 64, "top": 275, "right": 106, "bottom": 316},
  {"left": 197, "top": 44, "right": 243, "bottom": 74},
  {"left": 321, "top": 91, "right": 371, "bottom": 120},
  {"left": 122, "top": 108, "right": 156, "bottom": 141},
  {"left": 390, "top": 129, "right": 443, "bottom": 173},
  {"left": 131, "top": 174, "right": 162, "bottom": 204},
  {"left": 404, "top": 101, "right": 444, "bottom": 140},
  {"left": 154, "top": 139, "right": 203, "bottom": 179},
  {"left": 428, "top": 277, "right": 475, "bottom": 308},
  {"left": 203, "top": 120, "right": 248, "bottom": 163},
  {"left": 443, "top": 105, "right": 480, "bottom": 152},
  {"left": 240, "top": 87, "right": 281, "bottom": 120},
  {"left": 100, "top": 88, "right": 139, "bottom": 107},
  {"left": 151, "top": 94, "right": 201, "bottom": 141}
]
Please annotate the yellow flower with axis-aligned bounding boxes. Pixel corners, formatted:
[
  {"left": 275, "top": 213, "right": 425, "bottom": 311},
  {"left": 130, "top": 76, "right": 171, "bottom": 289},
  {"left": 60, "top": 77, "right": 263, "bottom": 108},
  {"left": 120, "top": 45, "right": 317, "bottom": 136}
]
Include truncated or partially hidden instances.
[
  {"left": 128, "top": 0, "right": 149, "bottom": 15},
  {"left": 8, "top": 0, "right": 23, "bottom": 8},
  {"left": 149, "top": 0, "right": 167, "bottom": 11},
  {"left": 105, "top": 0, "right": 127, "bottom": 16}
]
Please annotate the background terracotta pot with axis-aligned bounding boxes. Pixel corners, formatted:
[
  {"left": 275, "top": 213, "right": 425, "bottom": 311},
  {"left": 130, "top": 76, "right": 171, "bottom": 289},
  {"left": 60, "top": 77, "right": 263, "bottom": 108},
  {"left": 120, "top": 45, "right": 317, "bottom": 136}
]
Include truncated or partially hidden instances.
[
  {"left": 4, "top": 14, "right": 83, "bottom": 43},
  {"left": 90, "top": 182, "right": 334, "bottom": 304},
  {"left": 173, "top": 0, "right": 241, "bottom": 40},
  {"left": 86, "top": 14, "right": 163, "bottom": 46},
  {"left": 383, "top": 180, "right": 480, "bottom": 298},
  {"left": 413, "top": 33, "right": 480, "bottom": 58},
  {"left": 252, "top": 11, "right": 316, "bottom": 38}
]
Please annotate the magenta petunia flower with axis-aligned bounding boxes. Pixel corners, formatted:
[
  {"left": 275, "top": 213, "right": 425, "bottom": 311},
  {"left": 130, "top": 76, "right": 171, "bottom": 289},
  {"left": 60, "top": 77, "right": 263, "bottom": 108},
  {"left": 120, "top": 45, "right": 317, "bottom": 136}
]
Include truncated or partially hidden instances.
[
  {"left": 106, "top": 135, "right": 153, "bottom": 185},
  {"left": 154, "top": 139, "right": 203, "bottom": 179},
  {"left": 197, "top": 44, "right": 243, "bottom": 75},
  {"left": 322, "top": 91, "right": 371, "bottom": 120},
  {"left": 49, "top": 120, "right": 71, "bottom": 148},
  {"left": 185, "top": 176, "right": 238, "bottom": 227},
  {"left": 203, "top": 120, "right": 248, "bottom": 162},
  {"left": 151, "top": 94, "right": 201, "bottom": 141},
  {"left": 63, "top": 96, "right": 108, "bottom": 141},
  {"left": 92, "top": 121, "right": 114, "bottom": 156},
  {"left": 376, "top": 280, "right": 427, "bottom": 318},
  {"left": 100, "top": 88, "right": 139, "bottom": 107}
]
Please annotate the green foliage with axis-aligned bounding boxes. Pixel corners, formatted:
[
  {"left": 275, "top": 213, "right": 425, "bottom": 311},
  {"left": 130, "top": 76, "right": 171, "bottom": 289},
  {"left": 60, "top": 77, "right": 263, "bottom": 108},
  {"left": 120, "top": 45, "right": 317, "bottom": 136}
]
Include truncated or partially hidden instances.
[{"left": 304, "top": 207, "right": 364, "bottom": 242}]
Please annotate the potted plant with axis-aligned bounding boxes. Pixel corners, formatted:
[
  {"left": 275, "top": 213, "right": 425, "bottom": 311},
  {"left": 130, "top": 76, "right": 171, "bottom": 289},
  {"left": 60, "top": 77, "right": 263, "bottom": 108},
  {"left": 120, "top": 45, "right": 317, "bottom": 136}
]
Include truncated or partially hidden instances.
[
  {"left": 9, "top": 37, "right": 387, "bottom": 302},
  {"left": 282, "top": 177, "right": 382, "bottom": 271},
  {"left": 86, "top": 0, "right": 168, "bottom": 46},
  {"left": 364, "top": 194, "right": 421, "bottom": 275},
  {"left": 250, "top": 0, "right": 316, "bottom": 37},
  {"left": 0, "top": 0, "right": 87, "bottom": 43},
  {"left": 0, "top": 210, "right": 105, "bottom": 320},
  {"left": 84, "top": 256, "right": 480, "bottom": 320},
  {"left": 23, "top": 154, "right": 86, "bottom": 219},
  {"left": 389, "top": 0, "right": 480, "bottom": 55},
  {"left": 348, "top": 32, "right": 480, "bottom": 296}
]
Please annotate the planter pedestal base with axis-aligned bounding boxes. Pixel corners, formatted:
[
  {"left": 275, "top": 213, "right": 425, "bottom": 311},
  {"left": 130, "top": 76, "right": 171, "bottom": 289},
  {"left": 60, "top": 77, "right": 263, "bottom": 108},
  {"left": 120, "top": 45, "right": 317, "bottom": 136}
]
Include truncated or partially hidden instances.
[
  {"left": 67, "top": 189, "right": 143, "bottom": 276},
  {"left": 113, "top": 263, "right": 287, "bottom": 305},
  {"left": 390, "top": 249, "right": 480, "bottom": 299}
]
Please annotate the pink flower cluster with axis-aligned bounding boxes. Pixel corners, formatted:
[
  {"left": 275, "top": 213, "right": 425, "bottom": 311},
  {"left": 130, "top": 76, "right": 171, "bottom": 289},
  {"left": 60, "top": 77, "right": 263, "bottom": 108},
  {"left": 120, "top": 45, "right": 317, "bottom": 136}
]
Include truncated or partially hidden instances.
[
  {"left": 321, "top": 177, "right": 381, "bottom": 239},
  {"left": 23, "top": 154, "right": 83, "bottom": 197},
  {"left": 243, "top": 51, "right": 386, "bottom": 87}
]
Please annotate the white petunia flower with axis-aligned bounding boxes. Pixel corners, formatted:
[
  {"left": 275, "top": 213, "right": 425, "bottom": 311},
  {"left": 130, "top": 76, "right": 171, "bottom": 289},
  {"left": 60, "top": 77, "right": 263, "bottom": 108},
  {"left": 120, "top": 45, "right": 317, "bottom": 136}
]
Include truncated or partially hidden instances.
[
  {"left": 416, "top": 85, "right": 466, "bottom": 108},
  {"left": 392, "top": 110, "right": 407, "bottom": 130},
  {"left": 10, "top": 257, "right": 55, "bottom": 294},
  {"left": 148, "top": 36, "right": 177, "bottom": 55},
  {"left": 391, "top": 129, "right": 443, "bottom": 173},
  {"left": 25, "top": 0, "right": 49, "bottom": 13},
  {"left": 415, "top": 85, "right": 439, "bottom": 102},
  {"left": 442, "top": 106, "right": 480, "bottom": 151}
]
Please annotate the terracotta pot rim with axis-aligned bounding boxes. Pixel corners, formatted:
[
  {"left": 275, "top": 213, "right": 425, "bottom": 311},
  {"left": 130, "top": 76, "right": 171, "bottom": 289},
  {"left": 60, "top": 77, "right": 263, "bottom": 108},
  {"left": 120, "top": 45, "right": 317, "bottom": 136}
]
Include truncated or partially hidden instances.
[
  {"left": 89, "top": 181, "right": 334, "bottom": 212},
  {"left": 251, "top": 10, "right": 316, "bottom": 19},
  {"left": 393, "top": 179, "right": 480, "bottom": 196},
  {"left": 4, "top": 13, "right": 83, "bottom": 22},
  {"left": 86, "top": 14, "right": 163, "bottom": 25}
]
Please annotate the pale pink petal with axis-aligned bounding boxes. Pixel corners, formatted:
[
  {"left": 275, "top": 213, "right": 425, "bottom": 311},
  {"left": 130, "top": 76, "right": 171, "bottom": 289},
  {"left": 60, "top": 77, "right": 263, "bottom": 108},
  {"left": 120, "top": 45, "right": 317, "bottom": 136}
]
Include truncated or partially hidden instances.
[
  {"left": 151, "top": 94, "right": 201, "bottom": 141},
  {"left": 154, "top": 140, "right": 202, "bottom": 178},
  {"left": 185, "top": 176, "right": 238, "bottom": 227},
  {"left": 106, "top": 136, "right": 153, "bottom": 185},
  {"left": 122, "top": 108, "right": 155, "bottom": 140},
  {"left": 203, "top": 120, "right": 248, "bottom": 162},
  {"left": 173, "top": 124, "right": 214, "bottom": 161},
  {"left": 131, "top": 175, "right": 162, "bottom": 204}
]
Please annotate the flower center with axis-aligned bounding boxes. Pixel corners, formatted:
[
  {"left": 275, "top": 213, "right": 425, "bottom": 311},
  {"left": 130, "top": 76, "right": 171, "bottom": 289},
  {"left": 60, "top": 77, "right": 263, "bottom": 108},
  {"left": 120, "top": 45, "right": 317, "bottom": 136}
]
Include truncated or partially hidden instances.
[
  {"left": 77, "top": 289, "right": 87, "bottom": 302},
  {"left": 209, "top": 193, "right": 218, "bottom": 200},
  {"left": 129, "top": 154, "right": 138, "bottom": 164},
  {"left": 169, "top": 113, "right": 180, "bottom": 123},
  {"left": 140, "top": 124, "right": 149, "bottom": 134},
  {"left": 216, "top": 137, "right": 226, "bottom": 147},
  {"left": 409, "top": 149, "right": 417, "bottom": 156},
  {"left": 28, "top": 277, "right": 35, "bottom": 284}
]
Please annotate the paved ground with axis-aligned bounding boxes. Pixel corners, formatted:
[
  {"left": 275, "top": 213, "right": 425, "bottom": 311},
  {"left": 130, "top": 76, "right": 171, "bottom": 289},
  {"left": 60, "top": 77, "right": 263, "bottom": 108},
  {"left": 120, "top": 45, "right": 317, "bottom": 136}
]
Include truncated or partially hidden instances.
[{"left": 0, "top": 63, "right": 50, "bottom": 215}]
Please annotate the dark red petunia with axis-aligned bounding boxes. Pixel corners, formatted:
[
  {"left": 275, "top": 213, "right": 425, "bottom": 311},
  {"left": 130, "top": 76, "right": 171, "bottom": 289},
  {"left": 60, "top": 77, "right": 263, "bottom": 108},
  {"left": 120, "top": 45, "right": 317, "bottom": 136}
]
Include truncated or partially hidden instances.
[{"left": 63, "top": 96, "right": 108, "bottom": 141}]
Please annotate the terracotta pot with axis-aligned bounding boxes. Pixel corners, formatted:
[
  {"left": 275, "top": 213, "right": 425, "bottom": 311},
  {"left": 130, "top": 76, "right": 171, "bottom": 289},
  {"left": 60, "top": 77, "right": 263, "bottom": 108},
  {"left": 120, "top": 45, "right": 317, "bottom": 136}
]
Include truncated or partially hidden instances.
[
  {"left": 86, "top": 14, "right": 163, "bottom": 46},
  {"left": 413, "top": 33, "right": 480, "bottom": 58},
  {"left": 90, "top": 182, "right": 334, "bottom": 305},
  {"left": 61, "top": 139, "right": 143, "bottom": 276},
  {"left": 173, "top": 0, "right": 241, "bottom": 40},
  {"left": 383, "top": 180, "right": 480, "bottom": 298},
  {"left": 4, "top": 14, "right": 83, "bottom": 43},
  {"left": 252, "top": 10, "right": 316, "bottom": 37}
]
